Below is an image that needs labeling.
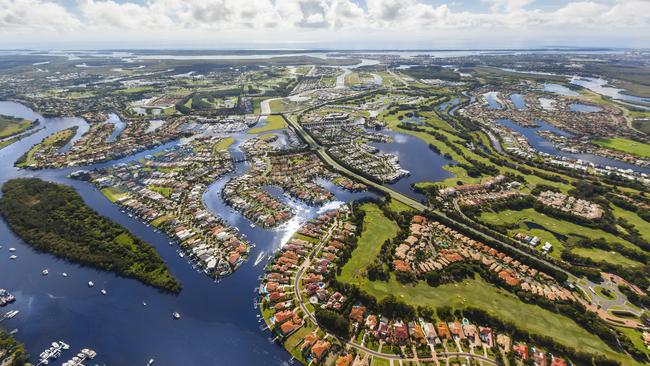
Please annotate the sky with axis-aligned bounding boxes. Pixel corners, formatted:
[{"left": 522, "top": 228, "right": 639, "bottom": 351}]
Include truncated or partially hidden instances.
[{"left": 0, "top": 0, "right": 649, "bottom": 50}]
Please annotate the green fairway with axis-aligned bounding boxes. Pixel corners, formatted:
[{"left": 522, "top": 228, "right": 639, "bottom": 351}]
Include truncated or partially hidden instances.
[
  {"left": 478, "top": 208, "right": 645, "bottom": 265},
  {"left": 338, "top": 203, "right": 400, "bottom": 285},
  {"left": 594, "top": 137, "right": 650, "bottom": 158},
  {"left": 337, "top": 203, "right": 639, "bottom": 365},
  {"left": 248, "top": 115, "right": 288, "bottom": 134},
  {"left": 0, "top": 115, "right": 33, "bottom": 138},
  {"left": 571, "top": 247, "right": 643, "bottom": 268}
]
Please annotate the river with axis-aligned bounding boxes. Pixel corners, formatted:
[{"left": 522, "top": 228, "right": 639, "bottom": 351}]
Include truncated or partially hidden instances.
[{"left": 0, "top": 101, "right": 377, "bottom": 366}]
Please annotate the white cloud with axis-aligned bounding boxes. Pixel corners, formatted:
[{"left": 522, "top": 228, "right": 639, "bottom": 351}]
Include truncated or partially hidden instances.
[{"left": 0, "top": 0, "right": 648, "bottom": 47}]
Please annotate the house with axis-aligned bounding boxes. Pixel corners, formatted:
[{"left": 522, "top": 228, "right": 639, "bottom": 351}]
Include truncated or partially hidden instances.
[
  {"left": 436, "top": 322, "right": 451, "bottom": 340},
  {"left": 514, "top": 344, "right": 529, "bottom": 360},
  {"left": 311, "top": 340, "right": 331, "bottom": 362},
  {"left": 349, "top": 305, "right": 366, "bottom": 323},
  {"left": 479, "top": 326, "right": 494, "bottom": 348},
  {"left": 335, "top": 354, "right": 353, "bottom": 366}
]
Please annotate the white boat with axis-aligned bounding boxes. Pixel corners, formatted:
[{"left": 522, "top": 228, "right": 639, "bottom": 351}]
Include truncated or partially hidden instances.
[
  {"left": 8, "top": 248, "right": 15, "bottom": 252},
  {"left": 100, "top": 289, "right": 107, "bottom": 295},
  {"left": 62, "top": 272, "right": 68, "bottom": 277},
  {"left": 172, "top": 311, "right": 181, "bottom": 319},
  {"left": 9, "top": 255, "right": 16, "bottom": 260},
  {"left": 142, "top": 301, "right": 147, "bottom": 306},
  {"left": 5, "top": 310, "right": 19, "bottom": 318},
  {"left": 148, "top": 359, "right": 155, "bottom": 365},
  {"left": 88, "top": 281, "right": 94, "bottom": 287},
  {"left": 42, "top": 269, "right": 49, "bottom": 276},
  {"left": 178, "top": 252, "right": 185, "bottom": 258}
]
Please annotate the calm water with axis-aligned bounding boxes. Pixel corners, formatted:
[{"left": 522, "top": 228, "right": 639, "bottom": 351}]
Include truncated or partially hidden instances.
[
  {"left": 0, "top": 101, "right": 377, "bottom": 366},
  {"left": 569, "top": 103, "right": 602, "bottom": 113},
  {"left": 483, "top": 92, "right": 503, "bottom": 110},
  {"left": 496, "top": 118, "right": 650, "bottom": 173},
  {"left": 510, "top": 94, "right": 526, "bottom": 110},
  {"left": 543, "top": 83, "right": 580, "bottom": 97},
  {"left": 370, "top": 129, "right": 454, "bottom": 203},
  {"left": 569, "top": 77, "right": 650, "bottom": 107}
]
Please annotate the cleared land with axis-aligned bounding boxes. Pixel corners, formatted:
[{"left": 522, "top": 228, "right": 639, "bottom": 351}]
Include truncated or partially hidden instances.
[{"left": 594, "top": 137, "right": 650, "bottom": 158}]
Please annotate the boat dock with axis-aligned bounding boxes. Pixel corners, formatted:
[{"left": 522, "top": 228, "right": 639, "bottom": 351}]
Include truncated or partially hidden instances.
[
  {"left": 61, "top": 348, "right": 97, "bottom": 366},
  {"left": 37, "top": 340, "right": 71, "bottom": 365}
]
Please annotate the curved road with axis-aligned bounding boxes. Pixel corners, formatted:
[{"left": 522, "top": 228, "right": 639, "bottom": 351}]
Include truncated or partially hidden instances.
[{"left": 292, "top": 220, "right": 497, "bottom": 365}]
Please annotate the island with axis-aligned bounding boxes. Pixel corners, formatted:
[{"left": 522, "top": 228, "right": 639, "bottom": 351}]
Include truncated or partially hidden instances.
[{"left": 0, "top": 178, "right": 180, "bottom": 292}]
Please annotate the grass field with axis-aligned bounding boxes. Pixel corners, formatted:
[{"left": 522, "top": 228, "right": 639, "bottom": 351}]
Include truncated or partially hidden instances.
[
  {"left": 571, "top": 247, "right": 643, "bottom": 268},
  {"left": 594, "top": 137, "right": 650, "bottom": 158},
  {"left": 478, "top": 208, "right": 645, "bottom": 266},
  {"left": 0, "top": 115, "right": 33, "bottom": 138},
  {"left": 213, "top": 137, "right": 234, "bottom": 152},
  {"left": 101, "top": 187, "right": 128, "bottom": 203},
  {"left": 248, "top": 115, "right": 288, "bottom": 134},
  {"left": 612, "top": 206, "right": 650, "bottom": 242},
  {"left": 387, "top": 199, "right": 413, "bottom": 214},
  {"left": 148, "top": 185, "right": 172, "bottom": 198},
  {"left": 338, "top": 203, "right": 400, "bottom": 285},
  {"left": 337, "top": 203, "right": 639, "bottom": 365}
]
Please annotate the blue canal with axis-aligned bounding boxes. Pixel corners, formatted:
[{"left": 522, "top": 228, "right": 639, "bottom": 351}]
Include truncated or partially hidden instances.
[{"left": 0, "top": 101, "right": 378, "bottom": 366}]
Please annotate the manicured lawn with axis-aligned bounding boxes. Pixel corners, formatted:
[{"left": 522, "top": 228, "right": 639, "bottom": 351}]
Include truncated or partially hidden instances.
[
  {"left": 101, "top": 187, "right": 128, "bottom": 203},
  {"left": 0, "top": 115, "right": 32, "bottom": 138},
  {"left": 148, "top": 185, "right": 172, "bottom": 198},
  {"left": 615, "top": 326, "right": 650, "bottom": 358},
  {"left": 571, "top": 247, "right": 644, "bottom": 268},
  {"left": 612, "top": 206, "right": 650, "bottom": 243},
  {"left": 338, "top": 203, "right": 400, "bottom": 285},
  {"left": 345, "top": 72, "right": 361, "bottom": 86},
  {"left": 248, "top": 115, "right": 288, "bottom": 134},
  {"left": 594, "top": 137, "right": 650, "bottom": 158},
  {"left": 478, "top": 208, "right": 645, "bottom": 265},
  {"left": 387, "top": 199, "right": 413, "bottom": 214},
  {"left": 213, "top": 137, "right": 234, "bottom": 152},
  {"left": 361, "top": 277, "right": 637, "bottom": 364},
  {"left": 370, "top": 357, "right": 390, "bottom": 366},
  {"left": 594, "top": 285, "right": 617, "bottom": 300},
  {"left": 338, "top": 203, "right": 639, "bottom": 365}
]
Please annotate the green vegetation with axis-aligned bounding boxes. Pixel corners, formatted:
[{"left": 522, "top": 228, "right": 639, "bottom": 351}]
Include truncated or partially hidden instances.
[
  {"left": 478, "top": 208, "right": 644, "bottom": 265},
  {"left": 213, "top": 136, "right": 234, "bottom": 152},
  {"left": 148, "top": 185, "right": 172, "bottom": 198},
  {"left": 594, "top": 137, "right": 650, "bottom": 158},
  {"left": 101, "top": 186, "right": 128, "bottom": 203},
  {"left": 338, "top": 203, "right": 400, "bottom": 285},
  {"left": 0, "top": 114, "right": 34, "bottom": 138},
  {"left": 0, "top": 329, "right": 29, "bottom": 366},
  {"left": 15, "top": 127, "right": 77, "bottom": 168},
  {"left": 248, "top": 115, "right": 288, "bottom": 134},
  {"left": 0, "top": 178, "right": 180, "bottom": 292},
  {"left": 338, "top": 203, "right": 637, "bottom": 365}
]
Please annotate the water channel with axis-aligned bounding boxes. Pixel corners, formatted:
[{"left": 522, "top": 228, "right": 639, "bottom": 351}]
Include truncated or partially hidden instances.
[{"left": 0, "top": 101, "right": 378, "bottom": 366}]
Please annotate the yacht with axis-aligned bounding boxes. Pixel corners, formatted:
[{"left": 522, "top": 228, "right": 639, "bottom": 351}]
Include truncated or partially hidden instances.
[
  {"left": 8, "top": 248, "right": 15, "bottom": 252},
  {"left": 88, "top": 281, "right": 94, "bottom": 287},
  {"left": 42, "top": 269, "right": 49, "bottom": 276},
  {"left": 148, "top": 359, "right": 155, "bottom": 365},
  {"left": 62, "top": 272, "right": 68, "bottom": 277},
  {"left": 9, "top": 255, "right": 16, "bottom": 260},
  {"left": 142, "top": 301, "right": 147, "bottom": 306},
  {"left": 100, "top": 289, "right": 107, "bottom": 295},
  {"left": 172, "top": 312, "right": 181, "bottom": 319},
  {"left": 5, "top": 310, "right": 19, "bottom": 319}
]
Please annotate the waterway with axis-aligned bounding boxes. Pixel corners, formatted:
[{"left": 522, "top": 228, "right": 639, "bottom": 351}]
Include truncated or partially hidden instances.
[
  {"left": 370, "top": 129, "right": 455, "bottom": 203},
  {"left": 0, "top": 100, "right": 378, "bottom": 366},
  {"left": 496, "top": 118, "right": 650, "bottom": 174}
]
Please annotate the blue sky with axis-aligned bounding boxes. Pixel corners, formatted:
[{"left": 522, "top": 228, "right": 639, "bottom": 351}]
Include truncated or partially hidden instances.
[{"left": 0, "top": 0, "right": 648, "bottom": 49}]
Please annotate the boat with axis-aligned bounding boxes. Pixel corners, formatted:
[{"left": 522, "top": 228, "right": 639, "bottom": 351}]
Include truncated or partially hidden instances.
[
  {"left": 5, "top": 310, "right": 19, "bottom": 319},
  {"left": 178, "top": 252, "right": 185, "bottom": 258},
  {"left": 88, "top": 281, "right": 94, "bottom": 287},
  {"left": 148, "top": 359, "right": 155, "bottom": 365},
  {"left": 42, "top": 269, "right": 49, "bottom": 276},
  {"left": 142, "top": 301, "right": 147, "bottom": 306},
  {"left": 62, "top": 272, "right": 68, "bottom": 277},
  {"left": 9, "top": 328, "right": 17, "bottom": 335},
  {"left": 100, "top": 289, "right": 107, "bottom": 295},
  {"left": 9, "top": 255, "right": 16, "bottom": 260},
  {"left": 8, "top": 248, "right": 15, "bottom": 252},
  {"left": 172, "top": 311, "right": 181, "bottom": 319}
]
